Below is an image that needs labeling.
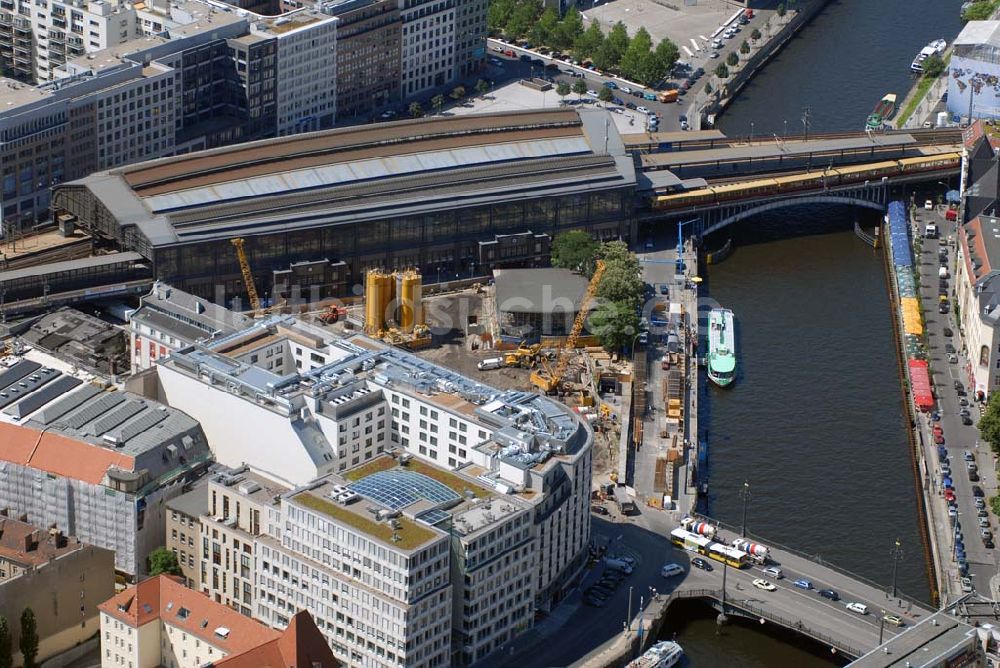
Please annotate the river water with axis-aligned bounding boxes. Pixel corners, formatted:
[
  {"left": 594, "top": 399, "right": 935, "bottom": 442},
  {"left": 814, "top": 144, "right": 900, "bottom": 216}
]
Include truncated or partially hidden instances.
[
  {"left": 657, "top": 0, "right": 965, "bottom": 660},
  {"left": 718, "top": 0, "right": 963, "bottom": 137}
]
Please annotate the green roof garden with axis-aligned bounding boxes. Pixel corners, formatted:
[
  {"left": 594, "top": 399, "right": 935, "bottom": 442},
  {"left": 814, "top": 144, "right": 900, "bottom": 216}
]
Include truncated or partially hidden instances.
[{"left": 295, "top": 493, "right": 437, "bottom": 551}]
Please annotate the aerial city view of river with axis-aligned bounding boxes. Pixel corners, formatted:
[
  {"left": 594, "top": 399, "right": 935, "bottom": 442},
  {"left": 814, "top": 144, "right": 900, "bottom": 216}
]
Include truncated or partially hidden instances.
[{"left": 660, "top": 0, "right": 964, "bottom": 659}]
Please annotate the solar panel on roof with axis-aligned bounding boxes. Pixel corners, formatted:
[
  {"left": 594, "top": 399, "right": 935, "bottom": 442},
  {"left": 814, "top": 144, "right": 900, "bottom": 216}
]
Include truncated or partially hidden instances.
[
  {"left": 0, "top": 368, "right": 60, "bottom": 409},
  {"left": 111, "top": 408, "right": 167, "bottom": 443},
  {"left": 0, "top": 360, "right": 41, "bottom": 391},
  {"left": 61, "top": 392, "right": 126, "bottom": 430},
  {"left": 349, "top": 470, "right": 460, "bottom": 510},
  {"left": 32, "top": 384, "right": 102, "bottom": 425},
  {"left": 90, "top": 401, "right": 145, "bottom": 435},
  {"left": 4, "top": 375, "right": 82, "bottom": 419}
]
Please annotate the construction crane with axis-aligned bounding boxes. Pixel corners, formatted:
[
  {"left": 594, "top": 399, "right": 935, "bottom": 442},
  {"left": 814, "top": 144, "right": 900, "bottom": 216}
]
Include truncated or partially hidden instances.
[
  {"left": 530, "top": 259, "right": 606, "bottom": 394},
  {"left": 230, "top": 238, "right": 261, "bottom": 316}
]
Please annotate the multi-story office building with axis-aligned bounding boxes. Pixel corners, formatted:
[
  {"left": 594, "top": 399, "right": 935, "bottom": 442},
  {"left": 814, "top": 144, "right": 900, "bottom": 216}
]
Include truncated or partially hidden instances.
[
  {"left": 0, "top": 350, "right": 211, "bottom": 578},
  {"left": 0, "top": 0, "right": 139, "bottom": 83},
  {"left": 145, "top": 314, "right": 593, "bottom": 665},
  {"left": 0, "top": 518, "right": 115, "bottom": 666},
  {"left": 165, "top": 485, "right": 206, "bottom": 589},
  {"left": 251, "top": 10, "right": 338, "bottom": 135},
  {"left": 99, "top": 574, "right": 338, "bottom": 668},
  {"left": 330, "top": 0, "right": 400, "bottom": 121},
  {"left": 128, "top": 282, "right": 253, "bottom": 371},
  {"left": 399, "top": 0, "right": 454, "bottom": 97},
  {"left": 200, "top": 467, "right": 287, "bottom": 616}
]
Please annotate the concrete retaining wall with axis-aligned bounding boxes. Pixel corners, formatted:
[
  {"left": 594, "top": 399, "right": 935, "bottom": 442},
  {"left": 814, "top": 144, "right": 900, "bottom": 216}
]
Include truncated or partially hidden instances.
[{"left": 699, "top": 0, "right": 833, "bottom": 129}]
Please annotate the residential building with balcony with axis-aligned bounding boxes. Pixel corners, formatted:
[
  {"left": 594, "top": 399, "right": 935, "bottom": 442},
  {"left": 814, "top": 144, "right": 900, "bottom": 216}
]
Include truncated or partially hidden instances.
[{"left": 165, "top": 484, "right": 206, "bottom": 589}]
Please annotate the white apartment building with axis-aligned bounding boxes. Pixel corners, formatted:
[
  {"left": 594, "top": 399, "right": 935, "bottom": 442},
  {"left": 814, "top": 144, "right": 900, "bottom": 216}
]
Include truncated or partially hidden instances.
[
  {"left": 150, "top": 315, "right": 593, "bottom": 666},
  {"left": 956, "top": 214, "right": 1000, "bottom": 399},
  {"left": 99, "top": 574, "right": 337, "bottom": 668},
  {"left": 399, "top": 0, "right": 454, "bottom": 97},
  {"left": 251, "top": 10, "right": 337, "bottom": 135},
  {"left": 128, "top": 282, "right": 253, "bottom": 371},
  {"left": 0, "top": 0, "right": 139, "bottom": 83}
]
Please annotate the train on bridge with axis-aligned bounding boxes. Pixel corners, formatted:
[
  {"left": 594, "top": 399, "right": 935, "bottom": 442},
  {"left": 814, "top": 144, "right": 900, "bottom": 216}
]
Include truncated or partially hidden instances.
[{"left": 652, "top": 152, "right": 961, "bottom": 211}]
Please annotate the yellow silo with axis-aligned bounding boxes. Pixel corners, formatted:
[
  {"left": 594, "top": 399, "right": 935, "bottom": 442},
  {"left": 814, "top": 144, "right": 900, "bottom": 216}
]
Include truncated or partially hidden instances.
[
  {"left": 364, "top": 270, "right": 383, "bottom": 335},
  {"left": 365, "top": 270, "right": 396, "bottom": 335},
  {"left": 379, "top": 272, "right": 396, "bottom": 329},
  {"left": 398, "top": 270, "right": 422, "bottom": 332}
]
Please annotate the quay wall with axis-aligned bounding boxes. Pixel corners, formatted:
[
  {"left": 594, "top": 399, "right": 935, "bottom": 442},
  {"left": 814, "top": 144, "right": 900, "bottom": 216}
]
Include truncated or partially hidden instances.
[
  {"left": 699, "top": 0, "right": 833, "bottom": 129},
  {"left": 881, "top": 201, "right": 942, "bottom": 605}
]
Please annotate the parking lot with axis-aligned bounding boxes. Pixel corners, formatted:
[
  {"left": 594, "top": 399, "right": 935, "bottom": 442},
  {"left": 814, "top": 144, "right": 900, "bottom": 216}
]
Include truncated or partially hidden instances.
[{"left": 580, "top": 0, "right": 734, "bottom": 55}]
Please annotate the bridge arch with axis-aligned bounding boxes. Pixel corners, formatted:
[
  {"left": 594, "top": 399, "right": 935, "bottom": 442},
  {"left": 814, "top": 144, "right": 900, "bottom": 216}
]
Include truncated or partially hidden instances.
[{"left": 702, "top": 194, "right": 888, "bottom": 237}]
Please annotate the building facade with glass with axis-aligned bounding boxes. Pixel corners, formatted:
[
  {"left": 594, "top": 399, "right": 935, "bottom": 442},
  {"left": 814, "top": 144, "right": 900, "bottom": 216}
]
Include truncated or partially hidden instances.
[{"left": 51, "top": 108, "right": 637, "bottom": 303}]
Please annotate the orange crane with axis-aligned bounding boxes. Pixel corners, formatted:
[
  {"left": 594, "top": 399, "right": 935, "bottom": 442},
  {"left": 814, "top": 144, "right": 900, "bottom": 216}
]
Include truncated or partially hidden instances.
[
  {"left": 530, "top": 259, "right": 606, "bottom": 393},
  {"left": 230, "top": 238, "right": 261, "bottom": 316}
]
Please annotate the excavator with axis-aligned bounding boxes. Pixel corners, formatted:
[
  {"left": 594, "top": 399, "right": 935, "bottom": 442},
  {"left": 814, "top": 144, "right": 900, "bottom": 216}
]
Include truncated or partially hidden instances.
[
  {"left": 529, "top": 259, "right": 606, "bottom": 394},
  {"left": 504, "top": 342, "right": 542, "bottom": 368}
]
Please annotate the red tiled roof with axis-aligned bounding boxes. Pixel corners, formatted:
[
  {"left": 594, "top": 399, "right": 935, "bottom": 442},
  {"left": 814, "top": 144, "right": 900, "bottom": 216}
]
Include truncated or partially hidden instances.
[
  {"left": 0, "top": 421, "right": 134, "bottom": 485},
  {"left": 962, "top": 217, "right": 993, "bottom": 282},
  {"left": 99, "top": 575, "right": 280, "bottom": 656},
  {"left": 213, "top": 611, "right": 340, "bottom": 668}
]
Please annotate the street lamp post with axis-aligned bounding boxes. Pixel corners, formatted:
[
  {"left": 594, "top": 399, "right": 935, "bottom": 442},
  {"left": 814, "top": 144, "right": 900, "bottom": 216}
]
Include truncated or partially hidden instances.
[
  {"left": 879, "top": 610, "right": 886, "bottom": 645},
  {"left": 626, "top": 585, "right": 634, "bottom": 632},
  {"left": 740, "top": 480, "right": 751, "bottom": 538},
  {"left": 750, "top": 121, "right": 754, "bottom": 144},
  {"left": 676, "top": 219, "right": 699, "bottom": 276},
  {"left": 890, "top": 538, "right": 903, "bottom": 598}
]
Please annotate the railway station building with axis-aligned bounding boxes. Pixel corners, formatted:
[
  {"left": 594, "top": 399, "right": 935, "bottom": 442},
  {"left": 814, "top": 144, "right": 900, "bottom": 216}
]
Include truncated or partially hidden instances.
[{"left": 51, "top": 109, "right": 638, "bottom": 305}]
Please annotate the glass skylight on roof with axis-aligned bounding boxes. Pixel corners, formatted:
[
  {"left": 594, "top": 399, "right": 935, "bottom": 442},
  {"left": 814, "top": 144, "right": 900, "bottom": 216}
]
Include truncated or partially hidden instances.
[{"left": 349, "top": 470, "right": 460, "bottom": 510}]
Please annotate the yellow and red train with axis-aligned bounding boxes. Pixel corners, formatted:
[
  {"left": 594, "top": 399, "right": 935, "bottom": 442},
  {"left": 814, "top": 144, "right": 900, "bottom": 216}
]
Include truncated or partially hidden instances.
[{"left": 652, "top": 153, "right": 961, "bottom": 210}]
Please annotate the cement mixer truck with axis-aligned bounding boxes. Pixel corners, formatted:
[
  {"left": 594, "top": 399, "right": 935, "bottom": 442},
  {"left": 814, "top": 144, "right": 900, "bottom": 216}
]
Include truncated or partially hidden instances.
[
  {"left": 731, "top": 538, "right": 770, "bottom": 565},
  {"left": 680, "top": 516, "right": 717, "bottom": 539}
]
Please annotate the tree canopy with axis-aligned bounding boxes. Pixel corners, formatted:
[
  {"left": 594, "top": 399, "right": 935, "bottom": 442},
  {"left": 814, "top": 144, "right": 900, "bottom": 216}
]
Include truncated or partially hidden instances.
[
  {"left": 591, "top": 240, "right": 644, "bottom": 353},
  {"left": 0, "top": 617, "right": 11, "bottom": 668},
  {"left": 149, "top": 547, "right": 182, "bottom": 577},
  {"left": 19, "top": 609, "right": 37, "bottom": 668},
  {"left": 979, "top": 391, "right": 1000, "bottom": 455},
  {"left": 575, "top": 21, "right": 604, "bottom": 59},
  {"left": 922, "top": 53, "right": 946, "bottom": 79},
  {"left": 550, "top": 230, "right": 598, "bottom": 274}
]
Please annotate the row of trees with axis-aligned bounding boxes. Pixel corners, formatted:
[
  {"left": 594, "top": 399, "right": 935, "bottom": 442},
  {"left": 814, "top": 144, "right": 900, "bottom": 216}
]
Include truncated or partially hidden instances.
[
  {"left": 406, "top": 80, "right": 492, "bottom": 118},
  {"left": 550, "top": 232, "right": 643, "bottom": 352},
  {"left": 489, "top": 0, "right": 679, "bottom": 86},
  {"left": 962, "top": 0, "right": 998, "bottom": 21},
  {"left": 0, "top": 609, "right": 39, "bottom": 668}
]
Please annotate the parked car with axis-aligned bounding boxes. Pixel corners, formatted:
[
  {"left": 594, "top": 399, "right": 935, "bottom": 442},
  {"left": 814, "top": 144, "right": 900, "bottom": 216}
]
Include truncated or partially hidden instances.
[
  {"left": 591, "top": 505, "right": 609, "bottom": 515},
  {"left": 962, "top": 577, "right": 974, "bottom": 593},
  {"left": 620, "top": 86, "right": 632, "bottom": 94},
  {"left": 604, "top": 80, "right": 617, "bottom": 89},
  {"left": 943, "top": 327, "right": 953, "bottom": 337},
  {"left": 752, "top": 579, "right": 776, "bottom": 592},
  {"left": 925, "top": 199, "right": 935, "bottom": 210},
  {"left": 819, "top": 589, "right": 840, "bottom": 601},
  {"left": 935, "top": 434, "right": 945, "bottom": 445},
  {"left": 636, "top": 106, "right": 650, "bottom": 114},
  {"left": 940, "top": 303, "right": 950, "bottom": 314},
  {"left": 625, "top": 102, "right": 637, "bottom": 110}
]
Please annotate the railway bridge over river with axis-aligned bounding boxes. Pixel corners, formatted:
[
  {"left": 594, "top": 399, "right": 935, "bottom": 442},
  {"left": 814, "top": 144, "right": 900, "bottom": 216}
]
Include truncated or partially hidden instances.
[{"left": 626, "top": 127, "right": 964, "bottom": 238}]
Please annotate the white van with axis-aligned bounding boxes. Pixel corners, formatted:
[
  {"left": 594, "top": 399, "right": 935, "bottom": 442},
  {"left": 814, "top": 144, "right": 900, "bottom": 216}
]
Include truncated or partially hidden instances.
[
  {"left": 477, "top": 357, "right": 505, "bottom": 371},
  {"left": 924, "top": 223, "right": 939, "bottom": 239},
  {"left": 762, "top": 566, "right": 783, "bottom": 580},
  {"left": 939, "top": 266, "right": 949, "bottom": 279},
  {"left": 661, "top": 563, "right": 684, "bottom": 578}
]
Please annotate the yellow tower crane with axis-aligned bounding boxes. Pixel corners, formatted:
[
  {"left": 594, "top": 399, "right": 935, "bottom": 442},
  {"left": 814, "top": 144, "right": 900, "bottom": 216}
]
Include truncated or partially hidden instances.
[
  {"left": 529, "top": 259, "right": 606, "bottom": 394},
  {"left": 230, "top": 238, "right": 261, "bottom": 316}
]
